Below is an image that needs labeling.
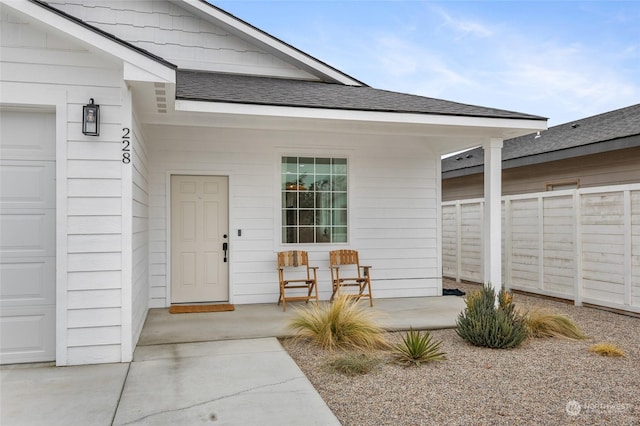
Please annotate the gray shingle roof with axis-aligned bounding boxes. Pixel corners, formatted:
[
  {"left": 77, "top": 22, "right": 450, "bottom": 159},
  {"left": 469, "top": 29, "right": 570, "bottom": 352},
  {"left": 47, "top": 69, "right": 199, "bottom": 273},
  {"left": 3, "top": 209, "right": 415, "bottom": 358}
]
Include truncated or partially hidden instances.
[
  {"left": 442, "top": 103, "right": 640, "bottom": 175},
  {"left": 177, "top": 70, "right": 546, "bottom": 120}
]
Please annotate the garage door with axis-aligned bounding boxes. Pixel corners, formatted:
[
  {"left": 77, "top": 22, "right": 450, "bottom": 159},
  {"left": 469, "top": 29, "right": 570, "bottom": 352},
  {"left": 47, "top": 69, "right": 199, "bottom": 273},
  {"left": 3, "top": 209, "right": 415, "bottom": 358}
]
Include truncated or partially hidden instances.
[{"left": 0, "top": 108, "right": 56, "bottom": 364}]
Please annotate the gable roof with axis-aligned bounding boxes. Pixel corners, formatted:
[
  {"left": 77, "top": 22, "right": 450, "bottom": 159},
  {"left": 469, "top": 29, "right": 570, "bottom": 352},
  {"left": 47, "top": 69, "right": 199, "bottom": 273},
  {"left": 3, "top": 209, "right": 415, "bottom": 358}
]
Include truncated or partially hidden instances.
[
  {"left": 20, "top": 0, "right": 546, "bottom": 135},
  {"left": 183, "top": 0, "right": 365, "bottom": 86},
  {"left": 442, "top": 103, "right": 640, "bottom": 178},
  {"left": 177, "top": 70, "right": 546, "bottom": 120},
  {"left": 29, "top": 0, "right": 176, "bottom": 70}
]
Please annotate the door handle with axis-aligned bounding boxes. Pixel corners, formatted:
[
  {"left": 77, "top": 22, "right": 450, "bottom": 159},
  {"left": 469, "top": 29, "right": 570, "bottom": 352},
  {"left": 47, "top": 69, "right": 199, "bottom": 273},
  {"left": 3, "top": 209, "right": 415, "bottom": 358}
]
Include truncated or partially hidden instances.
[{"left": 223, "top": 242, "right": 228, "bottom": 262}]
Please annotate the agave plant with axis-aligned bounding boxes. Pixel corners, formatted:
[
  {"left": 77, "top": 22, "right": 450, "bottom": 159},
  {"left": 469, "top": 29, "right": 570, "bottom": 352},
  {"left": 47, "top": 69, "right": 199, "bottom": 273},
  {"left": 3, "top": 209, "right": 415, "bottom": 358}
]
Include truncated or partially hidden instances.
[
  {"left": 392, "top": 328, "right": 446, "bottom": 366},
  {"left": 456, "top": 285, "right": 528, "bottom": 349}
]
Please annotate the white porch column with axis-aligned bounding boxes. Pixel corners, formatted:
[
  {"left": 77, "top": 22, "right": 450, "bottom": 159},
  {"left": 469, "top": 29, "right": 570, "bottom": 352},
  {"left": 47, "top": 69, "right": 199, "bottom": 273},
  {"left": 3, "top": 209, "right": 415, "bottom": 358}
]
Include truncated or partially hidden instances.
[{"left": 483, "top": 138, "right": 503, "bottom": 292}]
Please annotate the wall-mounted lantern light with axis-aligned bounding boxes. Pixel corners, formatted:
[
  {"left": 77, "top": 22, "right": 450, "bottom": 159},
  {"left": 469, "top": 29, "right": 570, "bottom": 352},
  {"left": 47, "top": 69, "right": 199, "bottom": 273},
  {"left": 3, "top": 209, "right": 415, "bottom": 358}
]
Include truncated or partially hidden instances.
[{"left": 82, "top": 98, "right": 100, "bottom": 136}]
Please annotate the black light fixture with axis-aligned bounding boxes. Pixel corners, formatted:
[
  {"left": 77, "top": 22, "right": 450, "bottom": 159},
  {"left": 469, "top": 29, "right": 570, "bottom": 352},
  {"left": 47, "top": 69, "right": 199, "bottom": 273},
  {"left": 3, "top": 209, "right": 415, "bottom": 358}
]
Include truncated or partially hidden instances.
[{"left": 82, "top": 98, "right": 100, "bottom": 136}]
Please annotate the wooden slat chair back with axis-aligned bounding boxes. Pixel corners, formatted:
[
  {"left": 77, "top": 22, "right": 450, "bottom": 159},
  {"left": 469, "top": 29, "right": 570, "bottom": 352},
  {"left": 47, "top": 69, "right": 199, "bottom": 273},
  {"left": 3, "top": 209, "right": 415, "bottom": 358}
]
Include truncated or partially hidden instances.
[
  {"left": 277, "top": 250, "right": 319, "bottom": 311},
  {"left": 329, "top": 249, "right": 373, "bottom": 306}
]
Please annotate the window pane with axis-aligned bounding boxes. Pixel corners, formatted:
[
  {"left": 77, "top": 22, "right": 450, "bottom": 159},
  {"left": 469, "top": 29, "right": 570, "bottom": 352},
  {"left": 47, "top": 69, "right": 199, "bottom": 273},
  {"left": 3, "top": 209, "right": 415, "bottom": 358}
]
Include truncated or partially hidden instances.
[
  {"left": 299, "top": 192, "right": 314, "bottom": 208},
  {"left": 315, "top": 158, "right": 331, "bottom": 174},
  {"left": 283, "top": 192, "right": 297, "bottom": 208},
  {"left": 333, "top": 175, "right": 347, "bottom": 191},
  {"left": 316, "top": 192, "right": 331, "bottom": 209},
  {"left": 299, "top": 157, "right": 314, "bottom": 173},
  {"left": 283, "top": 157, "right": 298, "bottom": 174},
  {"left": 332, "top": 158, "right": 347, "bottom": 174},
  {"left": 333, "top": 193, "right": 347, "bottom": 209},
  {"left": 283, "top": 210, "right": 296, "bottom": 226},
  {"left": 314, "top": 175, "right": 330, "bottom": 191},
  {"left": 332, "top": 210, "right": 347, "bottom": 226},
  {"left": 316, "top": 227, "right": 331, "bottom": 243},
  {"left": 283, "top": 227, "right": 297, "bottom": 243},
  {"left": 299, "top": 227, "right": 314, "bottom": 243},
  {"left": 299, "top": 210, "right": 315, "bottom": 225},
  {"left": 316, "top": 209, "right": 331, "bottom": 227},
  {"left": 332, "top": 227, "right": 347, "bottom": 243}
]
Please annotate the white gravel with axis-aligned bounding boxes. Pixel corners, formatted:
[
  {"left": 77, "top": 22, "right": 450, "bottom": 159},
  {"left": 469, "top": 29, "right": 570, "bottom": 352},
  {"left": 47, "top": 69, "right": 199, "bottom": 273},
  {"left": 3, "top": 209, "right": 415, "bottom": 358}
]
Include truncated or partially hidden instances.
[{"left": 281, "top": 280, "right": 640, "bottom": 425}]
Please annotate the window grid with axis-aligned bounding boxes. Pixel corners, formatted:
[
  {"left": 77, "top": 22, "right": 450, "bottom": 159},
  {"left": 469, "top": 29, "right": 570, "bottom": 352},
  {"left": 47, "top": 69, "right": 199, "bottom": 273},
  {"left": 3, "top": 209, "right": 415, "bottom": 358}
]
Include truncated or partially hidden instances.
[{"left": 282, "top": 157, "right": 347, "bottom": 244}]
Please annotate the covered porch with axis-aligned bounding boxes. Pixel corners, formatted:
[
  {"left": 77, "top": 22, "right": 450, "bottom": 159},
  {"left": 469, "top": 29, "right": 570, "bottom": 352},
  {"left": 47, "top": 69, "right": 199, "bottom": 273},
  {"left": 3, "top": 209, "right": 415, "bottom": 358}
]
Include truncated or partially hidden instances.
[{"left": 136, "top": 279, "right": 469, "bottom": 348}]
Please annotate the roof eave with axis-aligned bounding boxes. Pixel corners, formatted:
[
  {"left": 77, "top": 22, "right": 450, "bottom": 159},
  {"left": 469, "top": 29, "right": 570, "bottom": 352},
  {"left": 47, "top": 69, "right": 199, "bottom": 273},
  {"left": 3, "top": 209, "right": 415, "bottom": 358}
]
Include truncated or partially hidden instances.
[{"left": 175, "top": 98, "right": 548, "bottom": 129}]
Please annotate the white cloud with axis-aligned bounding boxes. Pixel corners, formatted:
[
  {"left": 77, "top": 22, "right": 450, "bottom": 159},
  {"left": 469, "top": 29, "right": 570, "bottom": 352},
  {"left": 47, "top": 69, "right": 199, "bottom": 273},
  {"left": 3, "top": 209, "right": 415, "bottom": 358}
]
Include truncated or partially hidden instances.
[{"left": 432, "top": 6, "right": 494, "bottom": 39}]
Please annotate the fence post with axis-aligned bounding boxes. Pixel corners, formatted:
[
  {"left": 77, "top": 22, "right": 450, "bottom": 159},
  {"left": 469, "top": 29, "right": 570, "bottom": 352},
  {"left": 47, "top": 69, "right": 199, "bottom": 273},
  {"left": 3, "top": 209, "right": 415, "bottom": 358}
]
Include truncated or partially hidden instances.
[
  {"left": 455, "top": 201, "right": 462, "bottom": 283},
  {"left": 538, "top": 195, "right": 544, "bottom": 291},
  {"left": 624, "top": 190, "right": 632, "bottom": 307},
  {"left": 504, "top": 198, "right": 512, "bottom": 290},
  {"left": 573, "top": 190, "right": 582, "bottom": 306}
]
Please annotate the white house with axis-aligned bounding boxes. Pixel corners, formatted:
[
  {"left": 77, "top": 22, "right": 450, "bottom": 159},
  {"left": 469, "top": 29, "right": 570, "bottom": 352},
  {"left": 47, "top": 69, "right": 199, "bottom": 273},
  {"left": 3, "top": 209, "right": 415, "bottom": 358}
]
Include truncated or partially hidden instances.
[{"left": 0, "top": 0, "right": 547, "bottom": 366}]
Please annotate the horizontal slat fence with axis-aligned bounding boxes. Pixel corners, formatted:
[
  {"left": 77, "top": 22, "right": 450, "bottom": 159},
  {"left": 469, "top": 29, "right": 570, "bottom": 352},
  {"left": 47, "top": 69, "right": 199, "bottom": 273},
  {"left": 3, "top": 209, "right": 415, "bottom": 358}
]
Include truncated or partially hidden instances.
[{"left": 442, "top": 184, "right": 640, "bottom": 313}]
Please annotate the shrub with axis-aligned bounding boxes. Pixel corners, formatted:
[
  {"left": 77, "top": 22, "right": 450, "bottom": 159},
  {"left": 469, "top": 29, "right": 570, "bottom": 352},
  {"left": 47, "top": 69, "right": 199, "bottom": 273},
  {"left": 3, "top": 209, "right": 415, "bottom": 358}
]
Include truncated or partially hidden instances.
[
  {"left": 588, "top": 342, "right": 626, "bottom": 358},
  {"left": 524, "top": 308, "right": 587, "bottom": 340},
  {"left": 325, "top": 352, "right": 381, "bottom": 376},
  {"left": 287, "top": 294, "right": 388, "bottom": 351},
  {"left": 392, "top": 328, "right": 446, "bottom": 366},
  {"left": 456, "top": 285, "right": 527, "bottom": 349}
]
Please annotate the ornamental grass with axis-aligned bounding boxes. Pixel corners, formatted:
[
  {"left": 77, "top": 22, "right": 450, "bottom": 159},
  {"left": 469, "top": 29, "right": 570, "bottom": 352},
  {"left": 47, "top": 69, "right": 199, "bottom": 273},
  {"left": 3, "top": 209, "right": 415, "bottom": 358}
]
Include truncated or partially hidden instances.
[
  {"left": 287, "top": 294, "right": 388, "bottom": 351},
  {"left": 524, "top": 308, "right": 587, "bottom": 340}
]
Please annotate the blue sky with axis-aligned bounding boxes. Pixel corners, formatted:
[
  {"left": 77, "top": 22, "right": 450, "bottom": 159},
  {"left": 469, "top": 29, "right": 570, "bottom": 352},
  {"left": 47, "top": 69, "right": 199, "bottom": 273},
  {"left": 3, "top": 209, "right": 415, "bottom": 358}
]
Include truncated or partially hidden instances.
[{"left": 214, "top": 1, "right": 640, "bottom": 126}]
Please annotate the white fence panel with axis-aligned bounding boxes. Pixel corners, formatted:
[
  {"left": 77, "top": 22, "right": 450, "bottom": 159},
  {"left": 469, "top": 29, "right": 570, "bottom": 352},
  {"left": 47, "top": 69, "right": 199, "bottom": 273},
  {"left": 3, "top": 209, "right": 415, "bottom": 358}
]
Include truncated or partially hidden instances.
[{"left": 442, "top": 184, "right": 640, "bottom": 313}]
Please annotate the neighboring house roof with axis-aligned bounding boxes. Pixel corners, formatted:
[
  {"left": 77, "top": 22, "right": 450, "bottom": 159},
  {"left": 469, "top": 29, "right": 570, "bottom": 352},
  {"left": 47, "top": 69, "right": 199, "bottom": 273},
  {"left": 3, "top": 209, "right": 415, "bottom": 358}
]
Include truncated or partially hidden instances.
[
  {"left": 442, "top": 103, "right": 640, "bottom": 178},
  {"left": 177, "top": 70, "right": 546, "bottom": 120}
]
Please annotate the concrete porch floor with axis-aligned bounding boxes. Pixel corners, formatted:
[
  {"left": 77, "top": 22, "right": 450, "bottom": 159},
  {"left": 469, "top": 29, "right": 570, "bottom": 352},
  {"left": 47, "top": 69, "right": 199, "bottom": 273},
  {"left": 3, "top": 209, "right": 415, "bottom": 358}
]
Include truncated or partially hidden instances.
[{"left": 137, "top": 295, "right": 467, "bottom": 347}]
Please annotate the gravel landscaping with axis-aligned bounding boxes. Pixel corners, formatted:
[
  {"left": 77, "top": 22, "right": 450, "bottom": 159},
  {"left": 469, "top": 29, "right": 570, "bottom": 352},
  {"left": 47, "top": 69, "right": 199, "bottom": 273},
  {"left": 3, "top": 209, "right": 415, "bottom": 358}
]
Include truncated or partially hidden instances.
[{"left": 281, "top": 279, "right": 639, "bottom": 425}]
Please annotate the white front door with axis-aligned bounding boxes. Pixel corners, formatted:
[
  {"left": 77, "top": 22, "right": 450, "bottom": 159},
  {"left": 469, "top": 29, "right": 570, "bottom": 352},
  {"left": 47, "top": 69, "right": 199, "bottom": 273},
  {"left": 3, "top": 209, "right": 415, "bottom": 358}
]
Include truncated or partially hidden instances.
[
  {"left": 171, "top": 175, "right": 229, "bottom": 303},
  {"left": 0, "top": 109, "right": 56, "bottom": 364}
]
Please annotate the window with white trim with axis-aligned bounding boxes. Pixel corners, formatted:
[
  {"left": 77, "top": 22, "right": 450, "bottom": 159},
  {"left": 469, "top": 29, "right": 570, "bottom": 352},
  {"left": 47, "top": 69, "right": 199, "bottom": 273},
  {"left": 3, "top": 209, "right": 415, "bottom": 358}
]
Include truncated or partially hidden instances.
[{"left": 281, "top": 156, "right": 347, "bottom": 244}]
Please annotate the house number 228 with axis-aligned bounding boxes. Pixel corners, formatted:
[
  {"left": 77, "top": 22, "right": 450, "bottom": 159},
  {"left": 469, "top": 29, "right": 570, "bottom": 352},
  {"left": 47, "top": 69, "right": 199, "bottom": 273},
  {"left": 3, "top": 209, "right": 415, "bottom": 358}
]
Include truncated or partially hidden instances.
[{"left": 122, "top": 127, "right": 131, "bottom": 164}]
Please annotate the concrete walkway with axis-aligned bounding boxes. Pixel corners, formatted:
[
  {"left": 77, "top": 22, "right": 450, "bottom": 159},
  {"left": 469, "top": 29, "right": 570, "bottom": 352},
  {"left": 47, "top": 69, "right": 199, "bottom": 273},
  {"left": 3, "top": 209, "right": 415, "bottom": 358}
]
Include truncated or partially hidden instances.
[{"left": 1, "top": 296, "right": 466, "bottom": 425}]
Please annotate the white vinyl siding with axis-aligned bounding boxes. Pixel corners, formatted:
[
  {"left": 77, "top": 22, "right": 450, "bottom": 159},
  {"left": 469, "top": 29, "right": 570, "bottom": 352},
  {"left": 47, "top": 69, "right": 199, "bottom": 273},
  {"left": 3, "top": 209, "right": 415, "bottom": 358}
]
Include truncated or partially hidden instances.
[
  {"left": 47, "top": 0, "right": 317, "bottom": 79},
  {"left": 1, "top": 8, "right": 127, "bottom": 365},
  {"left": 131, "top": 117, "right": 150, "bottom": 348},
  {"left": 147, "top": 126, "right": 441, "bottom": 307}
]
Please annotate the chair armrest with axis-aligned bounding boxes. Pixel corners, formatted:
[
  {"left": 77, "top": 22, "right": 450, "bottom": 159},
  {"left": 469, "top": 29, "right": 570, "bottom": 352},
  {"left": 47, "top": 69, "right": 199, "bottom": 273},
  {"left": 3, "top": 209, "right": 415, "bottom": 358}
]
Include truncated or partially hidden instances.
[{"left": 360, "top": 265, "right": 372, "bottom": 276}]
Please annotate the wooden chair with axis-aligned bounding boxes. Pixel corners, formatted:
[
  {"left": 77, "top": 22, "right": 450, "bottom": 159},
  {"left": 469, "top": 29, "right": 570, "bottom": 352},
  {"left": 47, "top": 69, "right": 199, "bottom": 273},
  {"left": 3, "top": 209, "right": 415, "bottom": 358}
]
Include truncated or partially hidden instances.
[
  {"left": 277, "top": 250, "right": 319, "bottom": 311},
  {"left": 329, "top": 249, "right": 373, "bottom": 306}
]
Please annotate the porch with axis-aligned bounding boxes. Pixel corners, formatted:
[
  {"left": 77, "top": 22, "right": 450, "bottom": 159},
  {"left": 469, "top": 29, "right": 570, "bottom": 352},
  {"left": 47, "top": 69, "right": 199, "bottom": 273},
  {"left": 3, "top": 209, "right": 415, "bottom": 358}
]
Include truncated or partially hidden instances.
[{"left": 136, "top": 292, "right": 467, "bottom": 348}]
